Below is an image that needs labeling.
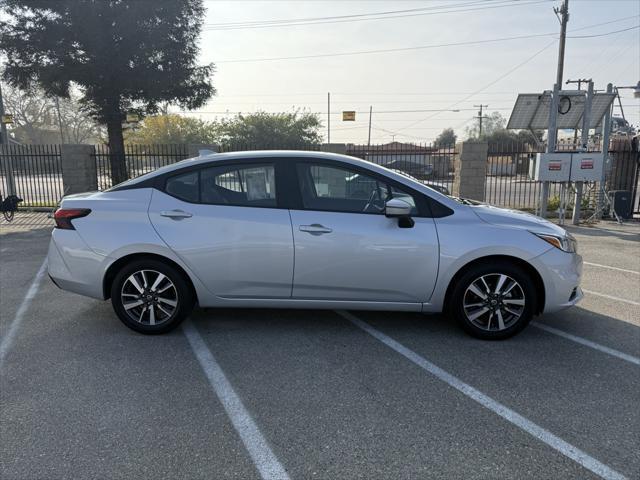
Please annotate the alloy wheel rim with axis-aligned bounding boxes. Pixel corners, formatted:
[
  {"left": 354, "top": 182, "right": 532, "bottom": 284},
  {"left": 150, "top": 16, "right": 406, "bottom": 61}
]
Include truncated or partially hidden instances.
[
  {"left": 120, "top": 270, "right": 178, "bottom": 326},
  {"left": 463, "top": 273, "right": 525, "bottom": 331}
]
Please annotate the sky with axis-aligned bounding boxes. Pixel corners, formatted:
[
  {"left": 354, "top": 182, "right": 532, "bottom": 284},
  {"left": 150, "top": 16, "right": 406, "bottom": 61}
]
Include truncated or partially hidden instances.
[{"left": 178, "top": 0, "right": 640, "bottom": 144}]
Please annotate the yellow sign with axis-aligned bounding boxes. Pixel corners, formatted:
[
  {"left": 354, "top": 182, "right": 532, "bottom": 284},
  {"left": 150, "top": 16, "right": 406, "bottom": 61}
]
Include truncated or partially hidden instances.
[
  {"left": 342, "top": 111, "right": 356, "bottom": 121},
  {"left": 1, "top": 114, "right": 14, "bottom": 124},
  {"left": 125, "top": 113, "right": 140, "bottom": 123}
]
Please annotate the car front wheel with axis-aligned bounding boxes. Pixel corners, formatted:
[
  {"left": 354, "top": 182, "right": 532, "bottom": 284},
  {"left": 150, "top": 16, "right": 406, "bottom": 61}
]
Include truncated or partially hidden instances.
[
  {"left": 111, "top": 259, "right": 194, "bottom": 334},
  {"left": 451, "top": 261, "right": 536, "bottom": 340}
]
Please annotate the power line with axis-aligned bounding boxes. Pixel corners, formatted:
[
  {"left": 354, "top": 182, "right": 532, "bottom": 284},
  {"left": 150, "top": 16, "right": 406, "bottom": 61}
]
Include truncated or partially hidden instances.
[
  {"left": 216, "top": 32, "right": 557, "bottom": 63},
  {"left": 202, "top": 0, "right": 552, "bottom": 31},
  {"left": 214, "top": 22, "right": 639, "bottom": 64},
  {"left": 203, "top": 0, "right": 493, "bottom": 27},
  {"left": 175, "top": 107, "right": 517, "bottom": 115},
  {"left": 208, "top": 91, "right": 518, "bottom": 98},
  {"left": 396, "top": 39, "right": 558, "bottom": 132},
  {"left": 566, "top": 24, "right": 639, "bottom": 38}
]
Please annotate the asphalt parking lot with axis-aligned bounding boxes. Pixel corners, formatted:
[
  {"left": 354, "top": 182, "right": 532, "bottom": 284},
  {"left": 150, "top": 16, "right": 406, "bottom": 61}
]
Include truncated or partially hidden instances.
[{"left": 1, "top": 213, "right": 639, "bottom": 480}]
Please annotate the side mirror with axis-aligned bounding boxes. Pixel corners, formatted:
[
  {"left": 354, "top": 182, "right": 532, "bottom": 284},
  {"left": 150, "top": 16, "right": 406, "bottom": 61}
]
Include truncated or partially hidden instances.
[{"left": 385, "top": 198, "right": 412, "bottom": 218}]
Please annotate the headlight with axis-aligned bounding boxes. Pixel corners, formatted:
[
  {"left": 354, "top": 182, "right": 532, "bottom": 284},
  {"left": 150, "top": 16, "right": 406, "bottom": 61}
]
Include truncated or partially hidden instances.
[{"left": 532, "top": 232, "right": 577, "bottom": 253}]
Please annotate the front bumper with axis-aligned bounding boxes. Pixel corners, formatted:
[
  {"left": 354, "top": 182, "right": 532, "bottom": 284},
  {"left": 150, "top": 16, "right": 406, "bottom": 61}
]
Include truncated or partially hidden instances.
[{"left": 530, "top": 247, "right": 583, "bottom": 314}]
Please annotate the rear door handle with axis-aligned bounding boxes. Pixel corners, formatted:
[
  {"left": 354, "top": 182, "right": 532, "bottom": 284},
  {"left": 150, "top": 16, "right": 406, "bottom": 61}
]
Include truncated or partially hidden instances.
[
  {"left": 160, "top": 209, "right": 193, "bottom": 219},
  {"left": 299, "top": 224, "right": 332, "bottom": 235}
]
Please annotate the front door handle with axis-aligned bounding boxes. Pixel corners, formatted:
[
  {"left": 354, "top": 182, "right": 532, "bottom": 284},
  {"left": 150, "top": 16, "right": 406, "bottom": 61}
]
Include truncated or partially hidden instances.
[
  {"left": 160, "top": 209, "right": 193, "bottom": 219},
  {"left": 299, "top": 224, "right": 332, "bottom": 235}
]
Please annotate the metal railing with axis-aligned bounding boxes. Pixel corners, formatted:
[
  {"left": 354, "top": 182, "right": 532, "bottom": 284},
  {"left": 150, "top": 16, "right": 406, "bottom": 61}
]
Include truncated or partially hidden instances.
[
  {"left": 217, "top": 142, "right": 322, "bottom": 153},
  {"left": 486, "top": 138, "right": 639, "bottom": 214},
  {"left": 1, "top": 140, "right": 635, "bottom": 216},
  {"left": 606, "top": 139, "right": 639, "bottom": 214},
  {"left": 346, "top": 143, "right": 457, "bottom": 195},
  {"left": 94, "top": 144, "right": 190, "bottom": 190},
  {"left": 0, "top": 144, "right": 63, "bottom": 208},
  {"left": 486, "top": 141, "right": 548, "bottom": 210}
]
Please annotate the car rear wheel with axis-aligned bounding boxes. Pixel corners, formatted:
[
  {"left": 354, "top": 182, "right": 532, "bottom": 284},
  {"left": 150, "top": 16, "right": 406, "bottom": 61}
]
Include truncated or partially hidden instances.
[
  {"left": 450, "top": 261, "right": 536, "bottom": 340},
  {"left": 111, "top": 259, "right": 194, "bottom": 334}
]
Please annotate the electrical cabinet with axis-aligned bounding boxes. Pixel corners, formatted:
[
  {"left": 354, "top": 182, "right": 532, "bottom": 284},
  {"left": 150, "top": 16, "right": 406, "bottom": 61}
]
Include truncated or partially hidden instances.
[
  {"left": 570, "top": 153, "right": 604, "bottom": 181},
  {"left": 533, "top": 153, "right": 572, "bottom": 181},
  {"left": 532, "top": 152, "right": 605, "bottom": 182}
]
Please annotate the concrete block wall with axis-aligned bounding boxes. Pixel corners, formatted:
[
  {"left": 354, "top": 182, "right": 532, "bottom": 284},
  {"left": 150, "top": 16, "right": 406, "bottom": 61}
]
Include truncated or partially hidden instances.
[
  {"left": 452, "top": 141, "right": 488, "bottom": 201},
  {"left": 60, "top": 144, "right": 97, "bottom": 195}
]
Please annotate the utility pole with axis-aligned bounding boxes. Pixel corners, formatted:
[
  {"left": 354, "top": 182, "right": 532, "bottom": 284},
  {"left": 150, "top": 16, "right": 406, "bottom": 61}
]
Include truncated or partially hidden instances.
[
  {"left": 474, "top": 104, "right": 488, "bottom": 137},
  {"left": 0, "top": 82, "right": 17, "bottom": 195},
  {"left": 540, "top": 0, "right": 569, "bottom": 218},
  {"left": 367, "top": 105, "right": 372, "bottom": 147},
  {"left": 554, "top": 0, "right": 569, "bottom": 88},
  {"left": 327, "top": 92, "right": 331, "bottom": 144}
]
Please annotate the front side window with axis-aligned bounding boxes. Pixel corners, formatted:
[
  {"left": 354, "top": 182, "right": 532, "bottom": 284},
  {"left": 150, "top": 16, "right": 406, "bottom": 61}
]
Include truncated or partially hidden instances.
[
  {"left": 296, "top": 163, "right": 418, "bottom": 214},
  {"left": 201, "top": 164, "right": 277, "bottom": 207}
]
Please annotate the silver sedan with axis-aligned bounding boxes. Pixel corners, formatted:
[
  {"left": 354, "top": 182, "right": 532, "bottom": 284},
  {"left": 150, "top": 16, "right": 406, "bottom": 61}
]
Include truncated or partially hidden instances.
[{"left": 47, "top": 151, "right": 582, "bottom": 339}]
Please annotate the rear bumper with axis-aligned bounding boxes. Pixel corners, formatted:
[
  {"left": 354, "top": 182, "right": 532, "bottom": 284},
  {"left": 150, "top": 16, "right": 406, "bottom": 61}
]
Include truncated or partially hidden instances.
[
  {"left": 530, "top": 248, "right": 583, "bottom": 314},
  {"left": 47, "top": 229, "right": 106, "bottom": 300}
]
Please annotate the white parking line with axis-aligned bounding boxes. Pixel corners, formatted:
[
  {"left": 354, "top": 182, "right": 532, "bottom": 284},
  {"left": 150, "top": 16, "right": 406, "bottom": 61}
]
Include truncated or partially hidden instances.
[
  {"left": 183, "top": 321, "right": 290, "bottom": 480},
  {"left": 583, "top": 262, "right": 640, "bottom": 275},
  {"left": 0, "top": 259, "right": 47, "bottom": 367},
  {"left": 532, "top": 323, "right": 640, "bottom": 367},
  {"left": 337, "top": 311, "right": 627, "bottom": 480},
  {"left": 583, "top": 289, "right": 640, "bottom": 306}
]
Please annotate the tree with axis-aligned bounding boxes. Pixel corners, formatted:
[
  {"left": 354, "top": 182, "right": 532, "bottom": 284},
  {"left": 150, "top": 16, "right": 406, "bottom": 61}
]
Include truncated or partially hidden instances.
[
  {"left": 2, "top": 83, "right": 102, "bottom": 144},
  {"left": 434, "top": 128, "right": 457, "bottom": 147},
  {"left": 0, "top": 0, "right": 214, "bottom": 183},
  {"left": 58, "top": 93, "right": 104, "bottom": 144},
  {"left": 216, "top": 111, "right": 322, "bottom": 149},
  {"left": 126, "top": 114, "right": 218, "bottom": 144},
  {"left": 1, "top": 83, "right": 56, "bottom": 144}
]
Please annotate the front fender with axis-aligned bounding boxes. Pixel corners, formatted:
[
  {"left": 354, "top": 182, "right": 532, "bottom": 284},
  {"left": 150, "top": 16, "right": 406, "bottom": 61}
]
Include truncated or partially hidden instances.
[{"left": 424, "top": 209, "right": 552, "bottom": 312}]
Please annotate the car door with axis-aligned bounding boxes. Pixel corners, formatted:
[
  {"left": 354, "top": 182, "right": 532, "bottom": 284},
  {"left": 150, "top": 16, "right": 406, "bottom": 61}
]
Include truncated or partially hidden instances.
[
  {"left": 289, "top": 161, "right": 439, "bottom": 303},
  {"left": 148, "top": 161, "right": 294, "bottom": 298}
]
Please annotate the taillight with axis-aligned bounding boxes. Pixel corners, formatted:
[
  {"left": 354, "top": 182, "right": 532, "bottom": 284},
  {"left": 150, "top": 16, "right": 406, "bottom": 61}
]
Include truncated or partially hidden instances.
[{"left": 53, "top": 208, "right": 91, "bottom": 230}]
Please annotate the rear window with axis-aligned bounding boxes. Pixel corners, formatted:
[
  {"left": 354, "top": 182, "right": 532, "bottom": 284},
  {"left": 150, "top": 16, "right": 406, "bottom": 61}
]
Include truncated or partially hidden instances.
[
  {"left": 200, "top": 164, "right": 276, "bottom": 207},
  {"left": 165, "top": 171, "right": 199, "bottom": 203}
]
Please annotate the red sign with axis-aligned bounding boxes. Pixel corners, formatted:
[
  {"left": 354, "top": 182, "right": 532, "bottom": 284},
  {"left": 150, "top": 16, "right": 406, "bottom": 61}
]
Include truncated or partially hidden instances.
[
  {"left": 548, "top": 162, "right": 562, "bottom": 171},
  {"left": 581, "top": 160, "right": 594, "bottom": 169}
]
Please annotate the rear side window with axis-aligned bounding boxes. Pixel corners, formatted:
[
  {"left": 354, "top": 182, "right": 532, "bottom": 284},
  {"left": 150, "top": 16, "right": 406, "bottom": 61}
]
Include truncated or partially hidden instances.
[
  {"left": 165, "top": 171, "right": 199, "bottom": 203},
  {"left": 200, "top": 164, "right": 277, "bottom": 207}
]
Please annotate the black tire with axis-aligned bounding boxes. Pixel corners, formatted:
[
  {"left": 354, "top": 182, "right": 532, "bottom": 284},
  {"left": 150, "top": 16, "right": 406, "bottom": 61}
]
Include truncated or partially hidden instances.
[
  {"left": 111, "top": 258, "right": 194, "bottom": 334},
  {"left": 450, "top": 261, "right": 537, "bottom": 340}
]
